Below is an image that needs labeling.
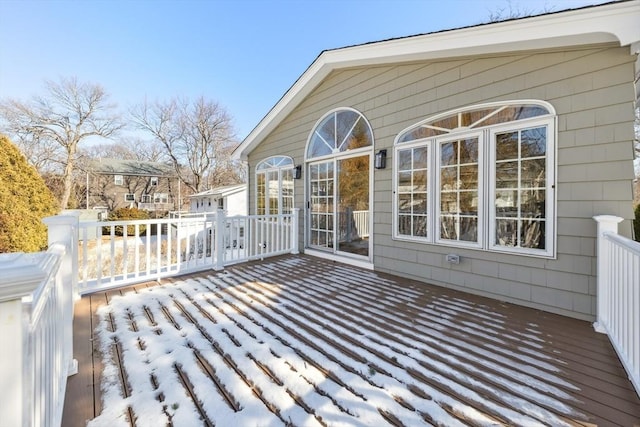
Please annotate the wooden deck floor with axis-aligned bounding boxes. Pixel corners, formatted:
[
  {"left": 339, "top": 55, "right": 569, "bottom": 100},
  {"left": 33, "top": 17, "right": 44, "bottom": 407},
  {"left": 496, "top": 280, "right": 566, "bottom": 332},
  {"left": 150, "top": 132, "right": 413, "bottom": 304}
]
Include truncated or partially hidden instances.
[{"left": 62, "top": 254, "right": 640, "bottom": 426}]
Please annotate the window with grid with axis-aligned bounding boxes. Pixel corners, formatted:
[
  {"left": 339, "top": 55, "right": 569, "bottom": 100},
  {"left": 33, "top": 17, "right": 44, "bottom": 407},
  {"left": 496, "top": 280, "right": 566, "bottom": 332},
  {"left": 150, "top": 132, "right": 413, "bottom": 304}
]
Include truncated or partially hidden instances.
[
  {"left": 491, "top": 126, "right": 548, "bottom": 252},
  {"left": 396, "top": 145, "right": 429, "bottom": 239},
  {"left": 437, "top": 136, "right": 480, "bottom": 246},
  {"left": 394, "top": 101, "right": 555, "bottom": 257},
  {"left": 255, "top": 156, "right": 294, "bottom": 215}
]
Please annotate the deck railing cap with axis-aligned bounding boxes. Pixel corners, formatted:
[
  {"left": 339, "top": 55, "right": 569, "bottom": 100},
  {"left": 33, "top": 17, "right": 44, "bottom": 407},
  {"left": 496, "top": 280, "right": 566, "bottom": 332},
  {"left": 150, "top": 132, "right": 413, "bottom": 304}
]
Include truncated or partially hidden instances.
[
  {"left": 0, "top": 252, "right": 49, "bottom": 302},
  {"left": 592, "top": 215, "right": 624, "bottom": 224}
]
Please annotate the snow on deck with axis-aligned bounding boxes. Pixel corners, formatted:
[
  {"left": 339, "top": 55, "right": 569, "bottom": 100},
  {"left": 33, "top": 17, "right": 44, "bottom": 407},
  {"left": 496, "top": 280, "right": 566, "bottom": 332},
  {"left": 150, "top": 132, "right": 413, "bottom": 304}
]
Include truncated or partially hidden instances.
[{"left": 73, "top": 255, "right": 640, "bottom": 426}]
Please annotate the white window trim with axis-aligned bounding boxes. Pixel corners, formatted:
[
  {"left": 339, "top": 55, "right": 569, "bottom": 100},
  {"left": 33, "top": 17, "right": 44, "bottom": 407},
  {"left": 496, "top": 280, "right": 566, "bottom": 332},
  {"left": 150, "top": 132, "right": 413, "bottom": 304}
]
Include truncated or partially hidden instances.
[
  {"left": 392, "top": 102, "right": 556, "bottom": 259},
  {"left": 393, "top": 139, "right": 433, "bottom": 244},
  {"left": 434, "top": 131, "right": 484, "bottom": 249},
  {"left": 305, "top": 107, "right": 374, "bottom": 160},
  {"left": 487, "top": 117, "right": 556, "bottom": 257},
  {"left": 255, "top": 155, "right": 295, "bottom": 216},
  {"left": 124, "top": 193, "right": 135, "bottom": 202},
  {"left": 154, "top": 193, "right": 169, "bottom": 204},
  {"left": 114, "top": 175, "right": 124, "bottom": 186}
]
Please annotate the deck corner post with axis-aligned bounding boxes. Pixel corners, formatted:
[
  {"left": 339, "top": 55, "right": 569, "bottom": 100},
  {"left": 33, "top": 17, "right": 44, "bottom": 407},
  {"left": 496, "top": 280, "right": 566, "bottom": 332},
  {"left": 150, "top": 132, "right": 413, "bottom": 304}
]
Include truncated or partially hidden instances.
[
  {"left": 43, "top": 212, "right": 81, "bottom": 301},
  {"left": 214, "top": 209, "right": 226, "bottom": 271},
  {"left": 0, "top": 298, "right": 25, "bottom": 427},
  {"left": 592, "top": 215, "right": 623, "bottom": 334},
  {"left": 43, "top": 212, "right": 81, "bottom": 382},
  {"left": 291, "top": 208, "right": 300, "bottom": 255}
]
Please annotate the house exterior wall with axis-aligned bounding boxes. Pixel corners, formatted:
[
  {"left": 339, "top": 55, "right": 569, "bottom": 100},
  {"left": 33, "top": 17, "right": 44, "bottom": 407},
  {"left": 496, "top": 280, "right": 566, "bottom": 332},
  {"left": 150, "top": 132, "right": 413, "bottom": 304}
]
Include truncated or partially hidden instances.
[
  {"left": 190, "top": 196, "right": 214, "bottom": 213},
  {"left": 226, "top": 191, "right": 247, "bottom": 217},
  {"left": 88, "top": 174, "right": 176, "bottom": 213},
  {"left": 247, "top": 45, "right": 638, "bottom": 321},
  {"left": 190, "top": 190, "right": 247, "bottom": 216}
]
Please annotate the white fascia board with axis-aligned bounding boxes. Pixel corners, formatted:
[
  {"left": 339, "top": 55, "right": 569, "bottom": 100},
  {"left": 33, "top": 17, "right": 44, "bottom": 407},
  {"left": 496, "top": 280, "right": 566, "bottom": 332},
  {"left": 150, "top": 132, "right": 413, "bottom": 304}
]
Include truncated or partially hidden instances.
[{"left": 233, "top": 1, "right": 640, "bottom": 161}]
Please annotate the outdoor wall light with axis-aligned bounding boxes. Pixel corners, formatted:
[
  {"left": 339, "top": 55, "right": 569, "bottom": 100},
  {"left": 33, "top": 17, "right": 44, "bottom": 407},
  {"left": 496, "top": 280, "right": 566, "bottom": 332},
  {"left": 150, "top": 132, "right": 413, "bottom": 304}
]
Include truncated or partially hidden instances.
[
  {"left": 375, "top": 149, "right": 387, "bottom": 169},
  {"left": 293, "top": 165, "right": 302, "bottom": 179}
]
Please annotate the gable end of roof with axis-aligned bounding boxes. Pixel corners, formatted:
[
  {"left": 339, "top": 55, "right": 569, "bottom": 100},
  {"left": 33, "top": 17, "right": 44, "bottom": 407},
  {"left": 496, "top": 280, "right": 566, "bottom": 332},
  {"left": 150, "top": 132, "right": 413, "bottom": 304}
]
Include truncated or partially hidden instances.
[{"left": 233, "top": 0, "right": 640, "bottom": 161}]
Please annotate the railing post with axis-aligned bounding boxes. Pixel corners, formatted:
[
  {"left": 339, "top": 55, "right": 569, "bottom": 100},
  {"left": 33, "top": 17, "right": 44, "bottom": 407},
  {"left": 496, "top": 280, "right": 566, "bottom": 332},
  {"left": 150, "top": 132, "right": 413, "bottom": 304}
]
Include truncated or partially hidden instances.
[
  {"left": 214, "top": 209, "right": 226, "bottom": 270},
  {"left": 0, "top": 281, "right": 28, "bottom": 427},
  {"left": 592, "top": 215, "right": 624, "bottom": 333},
  {"left": 43, "top": 212, "right": 80, "bottom": 301},
  {"left": 291, "top": 208, "right": 300, "bottom": 255},
  {"left": 43, "top": 212, "right": 80, "bottom": 379}
]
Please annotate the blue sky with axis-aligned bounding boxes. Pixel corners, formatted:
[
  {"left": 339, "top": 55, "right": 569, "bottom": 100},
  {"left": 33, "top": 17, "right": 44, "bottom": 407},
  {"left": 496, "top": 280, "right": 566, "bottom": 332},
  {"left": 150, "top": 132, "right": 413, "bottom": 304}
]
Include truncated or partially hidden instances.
[{"left": 0, "top": 0, "right": 610, "bottom": 141}]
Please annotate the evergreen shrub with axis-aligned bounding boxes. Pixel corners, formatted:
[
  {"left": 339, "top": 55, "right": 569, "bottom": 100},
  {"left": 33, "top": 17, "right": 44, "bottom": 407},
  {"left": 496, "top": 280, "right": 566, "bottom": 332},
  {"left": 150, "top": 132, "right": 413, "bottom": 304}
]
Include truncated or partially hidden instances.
[
  {"left": 0, "top": 135, "right": 59, "bottom": 252},
  {"left": 106, "top": 207, "right": 150, "bottom": 236}
]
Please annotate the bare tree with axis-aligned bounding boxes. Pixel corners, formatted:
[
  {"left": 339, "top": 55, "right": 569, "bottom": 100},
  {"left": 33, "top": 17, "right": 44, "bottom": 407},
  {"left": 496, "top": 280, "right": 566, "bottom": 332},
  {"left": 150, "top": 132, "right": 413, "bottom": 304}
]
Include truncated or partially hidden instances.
[
  {"left": 131, "top": 96, "right": 241, "bottom": 192},
  {"left": 0, "top": 77, "right": 123, "bottom": 208},
  {"left": 81, "top": 138, "right": 168, "bottom": 163},
  {"left": 487, "top": 0, "right": 554, "bottom": 22}
]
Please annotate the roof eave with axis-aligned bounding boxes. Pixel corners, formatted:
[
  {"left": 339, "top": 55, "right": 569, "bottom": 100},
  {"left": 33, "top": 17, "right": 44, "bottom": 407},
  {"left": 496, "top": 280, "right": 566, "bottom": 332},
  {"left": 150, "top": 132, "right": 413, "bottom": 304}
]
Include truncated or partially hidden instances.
[{"left": 232, "top": 1, "right": 640, "bottom": 162}]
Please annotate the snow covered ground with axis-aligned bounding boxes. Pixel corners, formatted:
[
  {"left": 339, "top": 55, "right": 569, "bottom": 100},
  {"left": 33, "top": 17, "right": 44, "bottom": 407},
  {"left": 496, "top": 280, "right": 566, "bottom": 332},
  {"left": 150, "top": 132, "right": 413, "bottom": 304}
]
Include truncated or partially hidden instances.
[{"left": 88, "top": 256, "right": 608, "bottom": 426}]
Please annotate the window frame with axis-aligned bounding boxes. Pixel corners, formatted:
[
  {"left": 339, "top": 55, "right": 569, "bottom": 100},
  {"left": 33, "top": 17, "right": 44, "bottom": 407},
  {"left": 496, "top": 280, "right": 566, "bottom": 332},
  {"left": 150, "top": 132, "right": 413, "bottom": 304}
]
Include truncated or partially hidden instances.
[
  {"left": 255, "top": 156, "right": 295, "bottom": 216},
  {"left": 114, "top": 175, "right": 124, "bottom": 186},
  {"left": 393, "top": 139, "right": 431, "bottom": 243},
  {"left": 434, "top": 131, "right": 484, "bottom": 249},
  {"left": 153, "top": 193, "right": 169, "bottom": 204},
  {"left": 305, "top": 107, "right": 374, "bottom": 161},
  {"left": 488, "top": 117, "right": 555, "bottom": 257},
  {"left": 124, "top": 193, "right": 135, "bottom": 202},
  {"left": 393, "top": 101, "right": 556, "bottom": 258}
]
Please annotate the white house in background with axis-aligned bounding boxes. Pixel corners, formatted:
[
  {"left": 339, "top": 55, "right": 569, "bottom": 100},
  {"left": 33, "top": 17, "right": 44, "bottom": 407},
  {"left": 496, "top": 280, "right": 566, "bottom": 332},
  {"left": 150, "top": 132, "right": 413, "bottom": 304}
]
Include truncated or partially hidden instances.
[{"left": 189, "top": 184, "right": 247, "bottom": 216}]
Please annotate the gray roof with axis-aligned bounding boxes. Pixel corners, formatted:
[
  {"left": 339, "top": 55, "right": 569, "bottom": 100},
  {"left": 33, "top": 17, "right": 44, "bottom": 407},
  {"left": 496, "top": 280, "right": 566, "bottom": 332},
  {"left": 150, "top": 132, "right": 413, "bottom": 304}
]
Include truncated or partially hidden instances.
[{"left": 88, "top": 158, "right": 176, "bottom": 177}]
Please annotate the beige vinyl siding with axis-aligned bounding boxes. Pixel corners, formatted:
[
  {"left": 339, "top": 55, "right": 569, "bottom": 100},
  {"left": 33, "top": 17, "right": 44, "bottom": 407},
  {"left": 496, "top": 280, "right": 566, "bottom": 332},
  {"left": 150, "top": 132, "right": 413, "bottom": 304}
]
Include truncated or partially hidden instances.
[{"left": 247, "top": 44, "right": 637, "bottom": 321}]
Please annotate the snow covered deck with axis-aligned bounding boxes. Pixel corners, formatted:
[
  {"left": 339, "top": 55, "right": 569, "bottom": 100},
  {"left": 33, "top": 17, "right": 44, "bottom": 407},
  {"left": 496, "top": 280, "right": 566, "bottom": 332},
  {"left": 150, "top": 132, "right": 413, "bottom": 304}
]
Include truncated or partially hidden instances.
[{"left": 62, "top": 254, "right": 640, "bottom": 426}]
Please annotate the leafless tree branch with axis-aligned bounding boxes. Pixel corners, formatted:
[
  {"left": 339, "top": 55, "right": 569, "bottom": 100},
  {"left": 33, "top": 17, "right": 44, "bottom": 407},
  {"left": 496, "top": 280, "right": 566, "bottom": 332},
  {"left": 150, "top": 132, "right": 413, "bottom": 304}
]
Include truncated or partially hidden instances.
[{"left": 0, "top": 77, "right": 124, "bottom": 208}]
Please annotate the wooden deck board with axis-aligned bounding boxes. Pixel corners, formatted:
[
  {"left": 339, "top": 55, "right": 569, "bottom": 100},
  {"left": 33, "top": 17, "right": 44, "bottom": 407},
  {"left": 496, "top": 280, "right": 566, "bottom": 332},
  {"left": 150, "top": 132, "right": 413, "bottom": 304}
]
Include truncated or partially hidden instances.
[{"left": 62, "top": 254, "right": 640, "bottom": 426}]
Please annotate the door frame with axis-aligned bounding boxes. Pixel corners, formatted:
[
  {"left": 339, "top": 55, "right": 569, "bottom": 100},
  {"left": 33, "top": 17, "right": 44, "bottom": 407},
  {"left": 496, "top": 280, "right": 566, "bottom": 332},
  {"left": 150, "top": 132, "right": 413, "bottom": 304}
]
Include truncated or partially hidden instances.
[{"left": 304, "top": 146, "right": 373, "bottom": 264}]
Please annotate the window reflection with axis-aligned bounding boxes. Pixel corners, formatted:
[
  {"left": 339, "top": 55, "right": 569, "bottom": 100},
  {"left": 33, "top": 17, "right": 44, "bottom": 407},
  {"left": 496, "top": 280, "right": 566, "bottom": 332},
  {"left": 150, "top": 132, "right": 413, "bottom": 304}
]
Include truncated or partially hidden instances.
[
  {"left": 396, "top": 146, "right": 429, "bottom": 239},
  {"left": 256, "top": 156, "right": 295, "bottom": 215},
  {"left": 393, "top": 101, "right": 553, "bottom": 256},
  {"left": 308, "top": 109, "right": 372, "bottom": 159},
  {"left": 494, "top": 126, "right": 547, "bottom": 250}
]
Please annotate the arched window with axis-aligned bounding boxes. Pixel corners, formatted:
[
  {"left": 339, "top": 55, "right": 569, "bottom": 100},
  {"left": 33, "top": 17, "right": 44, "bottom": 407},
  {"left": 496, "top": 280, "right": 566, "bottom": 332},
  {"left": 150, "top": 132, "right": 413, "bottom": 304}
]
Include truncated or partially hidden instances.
[
  {"left": 394, "top": 101, "right": 555, "bottom": 257},
  {"left": 307, "top": 108, "right": 373, "bottom": 159},
  {"left": 305, "top": 108, "right": 374, "bottom": 259},
  {"left": 256, "top": 156, "right": 294, "bottom": 215}
]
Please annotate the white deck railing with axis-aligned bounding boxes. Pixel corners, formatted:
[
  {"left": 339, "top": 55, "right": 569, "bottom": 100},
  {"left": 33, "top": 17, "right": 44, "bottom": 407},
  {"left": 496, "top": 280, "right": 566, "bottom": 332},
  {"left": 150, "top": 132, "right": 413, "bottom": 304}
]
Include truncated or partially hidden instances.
[
  {"left": 77, "top": 209, "right": 299, "bottom": 294},
  {"left": 593, "top": 215, "right": 640, "bottom": 398},
  {"left": 353, "top": 210, "right": 369, "bottom": 238},
  {"left": 0, "top": 215, "right": 78, "bottom": 427},
  {"left": 0, "top": 209, "right": 299, "bottom": 427}
]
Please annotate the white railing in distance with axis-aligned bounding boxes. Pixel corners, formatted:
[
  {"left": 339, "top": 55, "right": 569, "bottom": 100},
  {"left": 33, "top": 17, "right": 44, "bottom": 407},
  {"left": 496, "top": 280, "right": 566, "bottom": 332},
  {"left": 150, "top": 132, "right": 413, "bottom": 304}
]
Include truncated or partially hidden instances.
[
  {"left": 353, "top": 210, "right": 369, "bottom": 238},
  {"left": 78, "top": 209, "right": 300, "bottom": 294},
  {"left": 78, "top": 215, "right": 217, "bottom": 293},
  {"left": 593, "top": 215, "right": 640, "bottom": 398}
]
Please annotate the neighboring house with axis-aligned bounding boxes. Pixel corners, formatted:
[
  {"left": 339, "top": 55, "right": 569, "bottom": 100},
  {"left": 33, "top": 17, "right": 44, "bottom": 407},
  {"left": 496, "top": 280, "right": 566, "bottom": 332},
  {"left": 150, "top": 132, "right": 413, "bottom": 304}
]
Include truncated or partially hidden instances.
[
  {"left": 86, "top": 158, "right": 180, "bottom": 213},
  {"left": 233, "top": 2, "right": 640, "bottom": 321},
  {"left": 189, "top": 183, "right": 247, "bottom": 216}
]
